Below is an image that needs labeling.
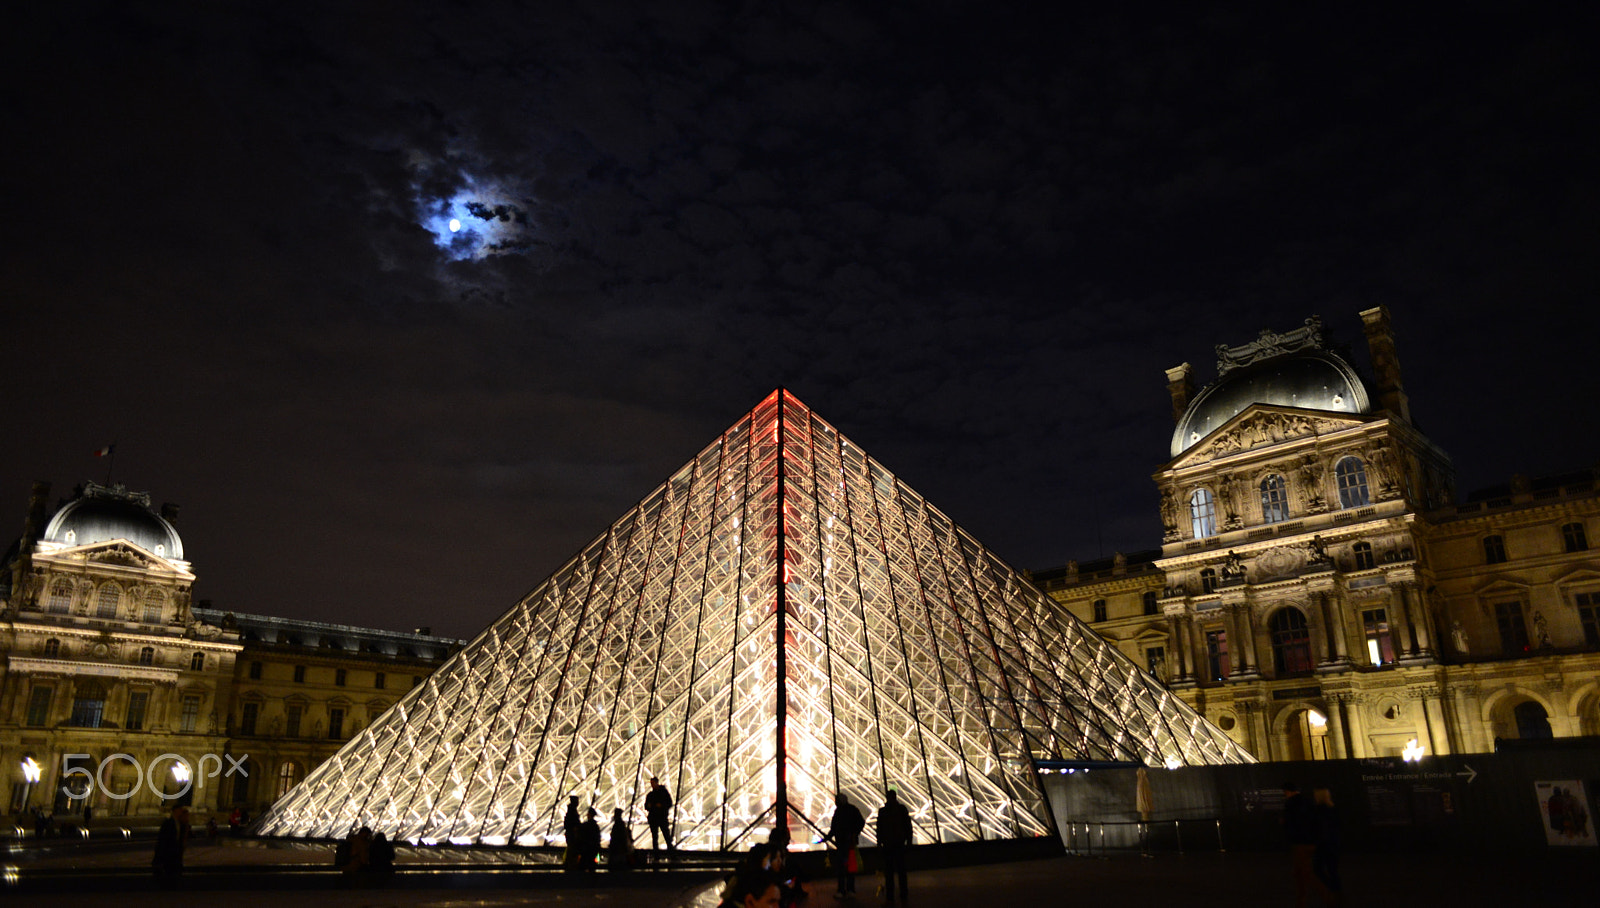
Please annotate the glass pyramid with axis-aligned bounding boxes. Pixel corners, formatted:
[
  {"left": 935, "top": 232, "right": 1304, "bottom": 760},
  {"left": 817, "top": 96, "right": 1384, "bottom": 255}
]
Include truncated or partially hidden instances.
[{"left": 256, "top": 390, "right": 1250, "bottom": 849}]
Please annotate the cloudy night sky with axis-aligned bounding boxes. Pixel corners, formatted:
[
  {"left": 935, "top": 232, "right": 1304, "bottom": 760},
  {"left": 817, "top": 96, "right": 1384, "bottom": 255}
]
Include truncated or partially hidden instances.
[{"left": 5, "top": 3, "right": 1597, "bottom": 638}]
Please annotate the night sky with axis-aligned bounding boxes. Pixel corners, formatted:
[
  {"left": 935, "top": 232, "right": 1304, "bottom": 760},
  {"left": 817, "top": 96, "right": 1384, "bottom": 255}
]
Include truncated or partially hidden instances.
[{"left": 5, "top": 3, "right": 1597, "bottom": 638}]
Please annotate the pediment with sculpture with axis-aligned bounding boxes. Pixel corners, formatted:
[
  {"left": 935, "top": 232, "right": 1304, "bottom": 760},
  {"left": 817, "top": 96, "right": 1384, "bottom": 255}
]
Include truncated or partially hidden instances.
[
  {"left": 1174, "top": 404, "right": 1367, "bottom": 466},
  {"left": 42, "top": 540, "right": 191, "bottom": 577}
]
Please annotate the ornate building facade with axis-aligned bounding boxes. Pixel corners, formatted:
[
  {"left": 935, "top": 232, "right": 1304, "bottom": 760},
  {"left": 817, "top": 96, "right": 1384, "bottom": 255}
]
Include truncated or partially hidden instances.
[
  {"left": 1036, "top": 308, "right": 1600, "bottom": 761},
  {"left": 1, "top": 481, "right": 459, "bottom": 821}
]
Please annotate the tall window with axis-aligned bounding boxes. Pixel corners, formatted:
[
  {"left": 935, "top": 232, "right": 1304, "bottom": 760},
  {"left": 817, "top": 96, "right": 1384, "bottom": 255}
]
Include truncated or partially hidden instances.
[
  {"left": 139, "top": 647, "right": 155, "bottom": 666},
  {"left": 240, "top": 702, "right": 260, "bottom": 736},
  {"left": 374, "top": 672, "right": 386, "bottom": 690},
  {"left": 1495, "top": 601, "right": 1530, "bottom": 655},
  {"left": 1334, "top": 457, "right": 1370, "bottom": 508},
  {"left": 26, "top": 686, "right": 53, "bottom": 726},
  {"left": 1145, "top": 646, "right": 1166, "bottom": 680},
  {"left": 293, "top": 665, "right": 306, "bottom": 683},
  {"left": 1562, "top": 522, "right": 1589, "bottom": 553},
  {"left": 1205, "top": 630, "right": 1230, "bottom": 681},
  {"left": 43, "top": 638, "right": 60, "bottom": 657},
  {"left": 1352, "top": 541, "right": 1375, "bottom": 571},
  {"left": 179, "top": 694, "right": 201, "bottom": 733},
  {"left": 249, "top": 661, "right": 263, "bottom": 680},
  {"left": 96, "top": 585, "right": 120, "bottom": 618},
  {"left": 1200, "top": 568, "right": 1218, "bottom": 593},
  {"left": 329, "top": 708, "right": 345, "bottom": 739},
  {"left": 276, "top": 762, "right": 301, "bottom": 798},
  {"left": 1269, "top": 607, "right": 1315, "bottom": 675},
  {"left": 1260, "top": 474, "right": 1289, "bottom": 524},
  {"left": 1575, "top": 592, "right": 1600, "bottom": 648},
  {"left": 1190, "top": 489, "right": 1217, "bottom": 538},
  {"left": 1483, "top": 535, "right": 1507, "bottom": 564},
  {"left": 70, "top": 681, "right": 107, "bottom": 728},
  {"left": 335, "top": 668, "right": 347, "bottom": 687},
  {"left": 1362, "top": 608, "right": 1395, "bottom": 665},
  {"left": 1092, "top": 599, "right": 1107, "bottom": 622},
  {"left": 190, "top": 652, "right": 205, "bottom": 671},
  {"left": 48, "top": 581, "right": 72, "bottom": 614},
  {"left": 126, "top": 691, "right": 149, "bottom": 731},
  {"left": 142, "top": 593, "right": 164, "bottom": 623},
  {"left": 286, "top": 704, "right": 303, "bottom": 737},
  {"left": 1142, "top": 592, "right": 1159, "bottom": 616}
]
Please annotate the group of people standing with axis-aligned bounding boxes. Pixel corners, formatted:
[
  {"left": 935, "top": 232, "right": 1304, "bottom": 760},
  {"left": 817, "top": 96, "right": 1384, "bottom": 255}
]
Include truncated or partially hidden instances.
[
  {"left": 334, "top": 825, "right": 397, "bottom": 877},
  {"left": 719, "top": 788, "right": 915, "bottom": 908},
  {"left": 562, "top": 774, "right": 676, "bottom": 872}
]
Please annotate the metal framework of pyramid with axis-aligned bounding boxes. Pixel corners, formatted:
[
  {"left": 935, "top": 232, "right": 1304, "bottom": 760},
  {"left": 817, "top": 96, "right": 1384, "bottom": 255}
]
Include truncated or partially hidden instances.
[{"left": 256, "top": 390, "right": 1250, "bottom": 849}]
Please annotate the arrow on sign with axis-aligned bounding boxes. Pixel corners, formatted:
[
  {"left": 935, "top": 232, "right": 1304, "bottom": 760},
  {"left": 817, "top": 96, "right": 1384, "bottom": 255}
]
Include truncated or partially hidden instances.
[{"left": 1456, "top": 764, "right": 1478, "bottom": 784}]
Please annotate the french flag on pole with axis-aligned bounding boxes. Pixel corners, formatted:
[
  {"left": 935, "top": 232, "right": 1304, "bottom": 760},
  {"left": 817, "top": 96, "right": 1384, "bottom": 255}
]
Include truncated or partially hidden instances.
[{"left": 93, "top": 445, "right": 115, "bottom": 458}]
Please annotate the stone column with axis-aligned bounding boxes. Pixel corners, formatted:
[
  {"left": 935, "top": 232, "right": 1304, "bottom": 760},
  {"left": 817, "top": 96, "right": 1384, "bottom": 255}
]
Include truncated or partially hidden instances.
[
  {"left": 1325, "top": 591, "right": 1350, "bottom": 663},
  {"left": 1341, "top": 695, "right": 1370, "bottom": 758},
  {"left": 1400, "top": 583, "right": 1433, "bottom": 656},
  {"left": 1385, "top": 588, "right": 1414, "bottom": 659},
  {"left": 1322, "top": 698, "right": 1348, "bottom": 759},
  {"left": 1420, "top": 689, "right": 1451, "bottom": 756},
  {"left": 1189, "top": 617, "right": 1208, "bottom": 682},
  {"left": 1243, "top": 699, "right": 1272, "bottom": 761},
  {"left": 1239, "top": 606, "right": 1263, "bottom": 675},
  {"left": 1168, "top": 616, "right": 1190, "bottom": 682}
]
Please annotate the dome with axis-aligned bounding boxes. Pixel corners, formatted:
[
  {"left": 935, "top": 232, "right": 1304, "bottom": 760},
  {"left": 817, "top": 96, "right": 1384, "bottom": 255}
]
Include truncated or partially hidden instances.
[
  {"left": 41, "top": 483, "right": 184, "bottom": 559},
  {"left": 1171, "top": 350, "right": 1370, "bottom": 457}
]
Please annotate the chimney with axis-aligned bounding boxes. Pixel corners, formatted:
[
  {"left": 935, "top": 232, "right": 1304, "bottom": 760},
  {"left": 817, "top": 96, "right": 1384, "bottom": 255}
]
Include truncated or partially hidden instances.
[
  {"left": 1360, "top": 306, "right": 1411, "bottom": 422},
  {"left": 160, "top": 502, "right": 181, "bottom": 524},
  {"left": 1165, "top": 363, "right": 1195, "bottom": 425}
]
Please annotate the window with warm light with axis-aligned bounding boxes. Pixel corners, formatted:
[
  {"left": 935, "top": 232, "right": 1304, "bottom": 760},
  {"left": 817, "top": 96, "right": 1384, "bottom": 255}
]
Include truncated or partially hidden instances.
[{"left": 1362, "top": 608, "right": 1395, "bottom": 665}]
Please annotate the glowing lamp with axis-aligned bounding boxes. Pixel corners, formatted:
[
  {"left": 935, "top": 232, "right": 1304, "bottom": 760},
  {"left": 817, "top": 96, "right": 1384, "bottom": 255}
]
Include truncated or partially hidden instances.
[
  {"left": 1402, "top": 738, "right": 1425, "bottom": 762},
  {"left": 171, "top": 762, "right": 191, "bottom": 784},
  {"left": 20, "top": 758, "right": 40, "bottom": 784},
  {"left": 1306, "top": 710, "right": 1327, "bottom": 728}
]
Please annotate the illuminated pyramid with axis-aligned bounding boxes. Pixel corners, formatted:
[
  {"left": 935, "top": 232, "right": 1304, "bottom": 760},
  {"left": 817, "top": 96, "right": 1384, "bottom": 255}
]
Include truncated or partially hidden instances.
[{"left": 256, "top": 390, "right": 1250, "bottom": 848}]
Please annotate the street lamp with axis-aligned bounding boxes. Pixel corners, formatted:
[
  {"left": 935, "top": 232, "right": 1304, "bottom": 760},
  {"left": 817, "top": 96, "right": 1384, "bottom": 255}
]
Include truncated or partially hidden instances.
[
  {"left": 20, "top": 757, "right": 41, "bottom": 809},
  {"left": 1402, "top": 738, "right": 1426, "bottom": 763}
]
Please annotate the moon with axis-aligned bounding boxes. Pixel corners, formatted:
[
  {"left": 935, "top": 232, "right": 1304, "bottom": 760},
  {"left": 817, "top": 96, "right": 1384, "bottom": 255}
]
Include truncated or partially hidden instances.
[{"left": 448, "top": 218, "right": 461, "bottom": 232}]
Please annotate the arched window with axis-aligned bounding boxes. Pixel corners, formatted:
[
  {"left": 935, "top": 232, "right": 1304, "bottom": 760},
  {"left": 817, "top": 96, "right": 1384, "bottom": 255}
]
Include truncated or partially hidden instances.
[
  {"left": 43, "top": 638, "right": 60, "bottom": 657},
  {"left": 1260, "top": 474, "right": 1289, "bottom": 524},
  {"left": 1200, "top": 568, "right": 1218, "bottom": 593},
  {"left": 1563, "top": 522, "right": 1589, "bottom": 553},
  {"left": 1190, "top": 489, "right": 1217, "bottom": 538},
  {"left": 1483, "top": 535, "right": 1507, "bottom": 564},
  {"left": 48, "top": 581, "right": 73, "bottom": 614},
  {"left": 1334, "top": 457, "right": 1369, "bottom": 508},
  {"left": 1092, "top": 599, "right": 1107, "bottom": 622},
  {"left": 139, "top": 646, "right": 155, "bottom": 666},
  {"left": 276, "top": 761, "right": 302, "bottom": 798},
  {"left": 190, "top": 652, "right": 205, "bottom": 671},
  {"left": 96, "top": 585, "right": 121, "bottom": 619},
  {"left": 1143, "top": 591, "right": 1160, "bottom": 616},
  {"left": 1513, "top": 701, "right": 1553, "bottom": 739},
  {"left": 1352, "top": 541, "right": 1375, "bottom": 570},
  {"left": 1269, "top": 607, "right": 1315, "bottom": 675}
]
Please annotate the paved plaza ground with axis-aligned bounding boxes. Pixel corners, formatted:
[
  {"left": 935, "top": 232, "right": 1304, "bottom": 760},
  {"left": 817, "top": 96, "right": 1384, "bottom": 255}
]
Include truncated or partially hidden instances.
[{"left": 5, "top": 835, "right": 1597, "bottom": 907}]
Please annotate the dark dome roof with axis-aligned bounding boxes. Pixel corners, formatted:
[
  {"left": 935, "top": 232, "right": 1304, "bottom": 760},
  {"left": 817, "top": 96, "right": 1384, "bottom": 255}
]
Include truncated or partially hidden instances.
[
  {"left": 41, "top": 484, "right": 184, "bottom": 559},
  {"left": 1171, "top": 351, "right": 1370, "bottom": 457}
]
